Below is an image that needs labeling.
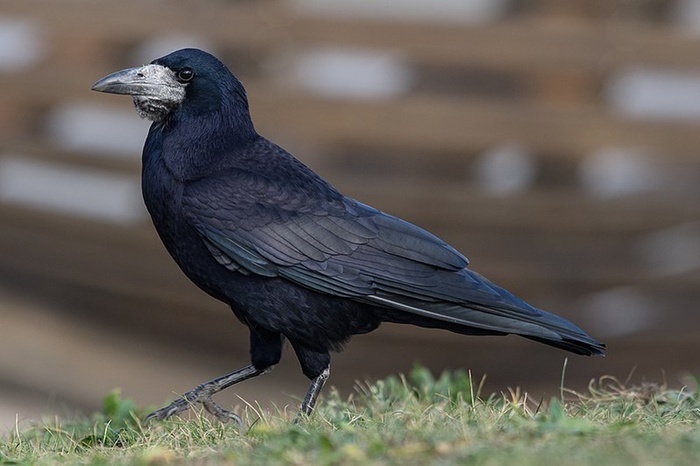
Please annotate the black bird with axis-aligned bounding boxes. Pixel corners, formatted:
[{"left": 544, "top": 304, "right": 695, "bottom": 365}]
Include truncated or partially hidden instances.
[{"left": 92, "top": 48, "right": 605, "bottom": 423}]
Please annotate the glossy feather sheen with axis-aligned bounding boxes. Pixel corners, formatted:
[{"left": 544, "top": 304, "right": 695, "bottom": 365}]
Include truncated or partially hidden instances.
[{"left": 136, "top": 49, "right": 604, "bottom": 377}]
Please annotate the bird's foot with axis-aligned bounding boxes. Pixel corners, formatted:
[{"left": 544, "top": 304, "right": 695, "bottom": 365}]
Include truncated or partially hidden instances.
[
  {"left": 201, "top": 397, "right": 243, "bottom": 424},
  {"left": 144, "top": 365, "right": 264, "bottom": 425},
  {"left": 144, "top": 386, "right": 242, "bottom": 425}
]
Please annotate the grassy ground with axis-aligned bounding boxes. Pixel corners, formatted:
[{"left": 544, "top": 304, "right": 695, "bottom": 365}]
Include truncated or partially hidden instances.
[{"left": 2, "top": 367, "right": 699, "bottom": 465}]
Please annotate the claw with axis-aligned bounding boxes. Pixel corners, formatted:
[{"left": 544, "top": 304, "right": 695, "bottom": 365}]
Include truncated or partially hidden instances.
[
  {"left": 202, "top": 396, "right": 243, "bottom": 425},
  {"left": 144, "top": 391, "right": 242, "bottom": 425},
  {"left": 143, "top": 365, "right": 264, "bottom": 425},
  {"left": 144, "top": 396, "right": 192, "bottom": 423}
]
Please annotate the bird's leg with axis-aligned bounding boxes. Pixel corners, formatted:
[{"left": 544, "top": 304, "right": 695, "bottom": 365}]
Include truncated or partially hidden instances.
[
  {"left": 144, "top": 364, "right": 269, "bottom": 425},
  {"left": 295, "top": 365, "right": 330, "bottom": 423}
]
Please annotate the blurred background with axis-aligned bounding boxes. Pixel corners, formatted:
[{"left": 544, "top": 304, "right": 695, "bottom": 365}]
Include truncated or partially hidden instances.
[{"left": 1, "top": 0, "right": 700, "bottom": 432}]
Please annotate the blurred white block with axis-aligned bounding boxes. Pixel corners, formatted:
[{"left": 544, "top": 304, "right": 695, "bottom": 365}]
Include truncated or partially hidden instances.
[
  {"left": 0, "top": 155, "right": 145, "bottom": 224},
  {"left": 579, "top": 287, "right": 658, "bottom": 338},
  {"left": 0, "top": 17, "right": 44, "bottom": 73},
  {"left": 607, "top": 67, "right": 700, "bottom": 120},
  {"left": 46, "top": 103, "right": 149, "bottom": 157},
  {"left": 292, "top": 0, "right": 510, "bottom": 23},
  {"left": 132, "top": 34, "right": 215, "bottom": 65},
  {"left": 637, "top": 221, "right": 700, "bottom": 276},
  {"left": 294, "top": 47, "right": 413, "bottom": 99},
  {"left": 578, "top": 148, "right": 665, "bottom": 198},
  {"left": 473, "top": 143, "right": 536, "bottom": 195}
]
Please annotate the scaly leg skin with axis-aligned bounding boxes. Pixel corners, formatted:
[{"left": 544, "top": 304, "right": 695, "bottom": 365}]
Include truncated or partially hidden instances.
[
  {"left": 294, "top": 365, "right": 330, "bottom": 424},
  {"left": 144, "top": 364, "right": 266, "bottom": 425}
]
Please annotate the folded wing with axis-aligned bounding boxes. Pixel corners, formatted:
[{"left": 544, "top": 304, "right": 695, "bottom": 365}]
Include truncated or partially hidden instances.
[{"left": 184, "top": 171, "right": 605, "bottom": 356}]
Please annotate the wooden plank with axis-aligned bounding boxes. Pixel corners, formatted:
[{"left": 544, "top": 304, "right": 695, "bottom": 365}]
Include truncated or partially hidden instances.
[
  {"left": 332, "top": 174, "right": 700, "bottom": 234},
  {"left": 249, "top": 88, "right": 700, "bottom": 158},
  {"left": 0, "top": 142, "right": 141, "bottom": 174},
  {"left": 5, "top": 0, "right": 700, "bottom": 76},
  {"left": 0, "top": 0, "right": 284, "bottom": 49},
  {"left": 290, "top": 17, "right": 700, "bottom": 70}
]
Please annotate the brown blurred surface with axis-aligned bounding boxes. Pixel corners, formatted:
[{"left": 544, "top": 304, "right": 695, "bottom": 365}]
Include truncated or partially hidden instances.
[{"left": 1, "top": 0, "right": 699, "bottom": 432}]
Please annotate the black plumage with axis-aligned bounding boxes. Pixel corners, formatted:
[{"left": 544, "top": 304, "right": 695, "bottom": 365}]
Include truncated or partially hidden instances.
[{"left": 92, "top": 48, "right": 604, "bottom": 423}]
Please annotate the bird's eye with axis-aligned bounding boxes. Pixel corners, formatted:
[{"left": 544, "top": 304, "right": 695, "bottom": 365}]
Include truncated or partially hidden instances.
[{"left": 177, "top": 68, "right": 194, "bottom": 83}]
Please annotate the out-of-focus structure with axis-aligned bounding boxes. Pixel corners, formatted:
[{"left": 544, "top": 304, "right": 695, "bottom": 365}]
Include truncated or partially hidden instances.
[{"left": 1, "top": 0, "right": 699, "bottom": 430}]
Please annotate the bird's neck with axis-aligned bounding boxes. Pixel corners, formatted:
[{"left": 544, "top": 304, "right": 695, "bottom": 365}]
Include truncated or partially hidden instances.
[{"left": 155, "top": 107, "right": 258, "bottom": 182}]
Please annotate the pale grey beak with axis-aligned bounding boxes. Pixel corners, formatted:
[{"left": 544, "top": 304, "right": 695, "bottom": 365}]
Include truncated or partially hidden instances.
[
  {"left": 91, "top": 64, "right": 187, "bottom": 121},
  {"left": 91, "top": 64, "right": 182, "bottom": 97}
]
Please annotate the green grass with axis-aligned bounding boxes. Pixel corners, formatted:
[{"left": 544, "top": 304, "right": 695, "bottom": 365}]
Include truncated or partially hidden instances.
[{"left": 2, "top": 367, "right": 699, "bottom": 465}]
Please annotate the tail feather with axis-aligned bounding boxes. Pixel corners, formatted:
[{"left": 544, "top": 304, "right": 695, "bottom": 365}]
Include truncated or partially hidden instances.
[
  {"left": 524, "top": 335, "right": 605, "bottom": 356},
  {"left": 367, "top": 294, "right": 606, "bottom": 357},
  {"left": 471, "top": 303, "right": 606, "bottom": 356}
]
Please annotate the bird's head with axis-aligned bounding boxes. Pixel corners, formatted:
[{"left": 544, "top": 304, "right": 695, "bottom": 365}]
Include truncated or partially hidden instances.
[{"left": 91, "top": 48, "right": 250, "bottom": 123}]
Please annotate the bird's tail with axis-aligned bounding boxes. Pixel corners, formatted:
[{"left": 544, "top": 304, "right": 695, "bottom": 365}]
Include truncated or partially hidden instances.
[{"left": 369, "top": 294, "right": 606, "bottom": 357}]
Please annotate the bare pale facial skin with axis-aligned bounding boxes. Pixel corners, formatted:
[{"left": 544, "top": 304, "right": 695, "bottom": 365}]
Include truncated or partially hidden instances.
[
  {"left": 130, "top": 65, "right": 187, "bottom": 121},
  {"left": 91, "top": 64, "right": 187, "bottom": 121}
]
